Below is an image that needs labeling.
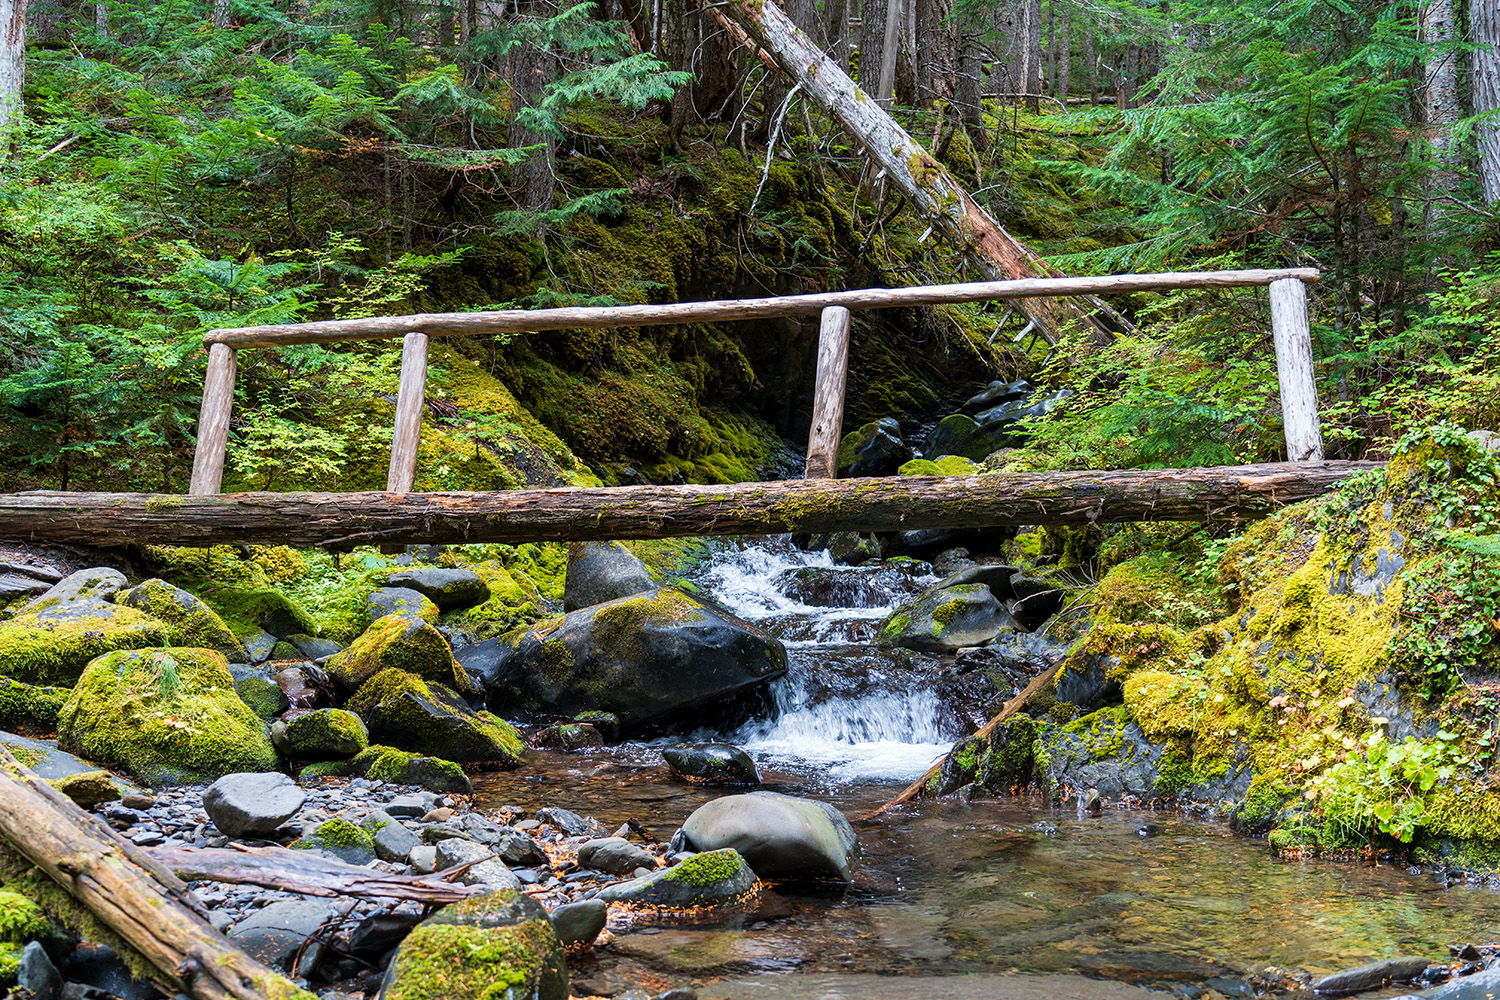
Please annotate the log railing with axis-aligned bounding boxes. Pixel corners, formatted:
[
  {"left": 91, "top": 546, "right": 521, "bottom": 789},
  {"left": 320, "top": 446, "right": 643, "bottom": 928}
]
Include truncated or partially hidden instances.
[{"left": 187, "top": 267, "right": 1324, "bottom": 497}]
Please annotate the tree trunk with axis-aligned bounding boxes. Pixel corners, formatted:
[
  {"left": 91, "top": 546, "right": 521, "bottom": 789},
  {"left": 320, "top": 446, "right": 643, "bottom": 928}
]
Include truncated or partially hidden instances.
[
  {"left": 1476, "top": 0, "right": 1500, "bottom": 201},
  {"left": 718, "top": 0, "right": 1119, "bottom": 342},
  {"left": 0, "top": 463, "right": 1380, "bottom": 548},
  {"left": 1055, "top": 5, "right": 1070, "bottom": 100},
  {"left": 0, "top": 746, "right": 315, "bottom": 1000},
  {"left": 1045, "top": 0, "right": 1055, "bottom": 96},
  {"left": 665, "top": 0, "right": 692, "bottom": 148},
  {"left": 148, "top": 845, "right": 493, "bottom": 904},
  {"left": 824, "top": 0, "right": 849, "bottom": 70},
  {"left": 211, "top": 0, "right": 228, "bottom": 28},
  {"left": 1421, "top": 0, "right": 1461, "bottom": 228},
  {"left": 1024, "top": 0, "right": 1041, "bottom": 110},
  {"left": 508, "top": 0, "right": 558, "bottom": 211},
  {"left": 0, "top": 0, "right": 25, "bottom": 140},
  {"left": 916, "top": 0, "right": 955, "bottom": 106},
  {"left": 696, "top": 8, "right": 738, "bottom": 118},
  {"left": 858, "top": 0, "right": 887, "bottom": 90},
  {"left": 1119, "top": 42, "right": 1138, "bottom": 108},
  {"left": 954, "top": 22, "right": 987, "bottom": 147},
  {"left": 876, "top": 0, "right": 901, "bottom": 103},
  {"left": 1084, "top": 27, "right": 1095, "bottom": 103}
]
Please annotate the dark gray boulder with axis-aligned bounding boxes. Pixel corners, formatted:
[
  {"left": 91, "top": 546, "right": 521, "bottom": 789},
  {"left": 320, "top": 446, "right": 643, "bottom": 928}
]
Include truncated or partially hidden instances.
[
  {"left": 663, "top": 744, "right": 760, "bottom": 786},
  {"left": 549, "top": 899, "right": 607, "bottom": 948},
  {"left": 576, "top": 837, "right": 659, "bottom": 874},
  {"left": 595, "top": 848, "right": 757, "bottom": 909},
  {"left": 464, "top": 588, "right": 788, "bottom": 731},
  {"left": 385, "top": 568, "right": 490, "bottom": 610},
  {"left": 960, "top": 379, "right": 1031, "bottom": 415},
  {"left": 1403, "top": 966, "right": 1500, "bottom": 999},
  {"left": 836, "top": 418, "right": 912, "bottom": 477},
  {"left": 878, "top": 583, "right": 1018, "bottom": 652},
  {"left": 1312, "top": 957, "right": 1432, "bottom": 995},
  {"left": 364, "top": 809, "right": 422, "bottom": 862},
  {"left": 564, "top": 541, "right": 657, "bottom": 612},
  {"left": 677, "top": 791, "right": 858, "bottom": 880},
  {"left": 365, "top": 587, "right": 440, "bottom": 626},
  {"left": 228, "top": 899, "right": 333, "bottom": 971},
  {"left": 203, "top": 772, "right": 306, "bottom": 838},
  {"left": 18, "top": 941, "right": 62, "bottom": 1000}
]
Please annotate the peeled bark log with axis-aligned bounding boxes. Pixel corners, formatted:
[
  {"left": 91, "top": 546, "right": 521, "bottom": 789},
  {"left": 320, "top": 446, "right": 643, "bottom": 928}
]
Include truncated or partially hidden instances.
[
  {"left": 0, "top": 745, "right": 314, "bottom": 1000},
  {"left": 149, "top": 845, "right": 492, "bottom": 904},
  {"left": 0, "top": 462, "right": 1378, "bottom": 549},
  {"left": 717, "top": 0, "right": 1119, "bottom": 343}
]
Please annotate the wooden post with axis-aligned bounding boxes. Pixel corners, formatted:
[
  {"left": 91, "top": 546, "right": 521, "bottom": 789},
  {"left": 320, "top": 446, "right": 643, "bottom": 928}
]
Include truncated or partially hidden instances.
[
  {"left": 1269, "top": 277, "right": 1323, "bottom": 462},
  {"left": 386, "top": 331, "right": 431, "bottom": 493},
  {"left": 804, "top": 306, "right": 852, "bottom": 478},
  {"left": 188, "top": 342, "right": 237, "bottom": 496}
]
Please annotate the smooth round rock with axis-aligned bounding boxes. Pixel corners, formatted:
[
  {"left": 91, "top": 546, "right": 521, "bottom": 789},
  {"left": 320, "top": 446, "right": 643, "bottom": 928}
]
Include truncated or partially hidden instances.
[
  {"left": 577, "top": 837, "right": 659, "bottom": 875},
  {"left": 550, "top": 899, "right": 607, "bottom": 948},
  {"left": 678, "top": 791, "right": 858, "bottom": 880},
  {"left": 595, "top": 847, "right": 757, "bottom": 909},
  {"left": 203, "top": 772, "right": 307, "bottom": 838},
  {"left": 663, "top": 743, "right": 760, "bottom": 786}
]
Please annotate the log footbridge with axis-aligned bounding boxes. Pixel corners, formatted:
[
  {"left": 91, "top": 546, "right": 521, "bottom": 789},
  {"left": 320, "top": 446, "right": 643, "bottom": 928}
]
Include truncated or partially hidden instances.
[{"left": 2, "top": 267, "right": 1369, "bottom": 548}]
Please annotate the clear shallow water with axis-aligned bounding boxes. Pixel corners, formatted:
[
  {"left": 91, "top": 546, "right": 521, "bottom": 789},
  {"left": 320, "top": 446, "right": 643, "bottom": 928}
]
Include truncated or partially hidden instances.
[{"left": 476, "top": 538, "right": 1500, "bottom": 995}]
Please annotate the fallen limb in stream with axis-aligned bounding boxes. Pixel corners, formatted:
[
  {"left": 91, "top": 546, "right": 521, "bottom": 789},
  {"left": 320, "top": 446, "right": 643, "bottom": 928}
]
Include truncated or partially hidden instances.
[
  {"left": 147, "top": 843, "right": 492, "bottom": 903},
  {"left": 0, "top": 744, "right": 316, "bottom": 1000}
]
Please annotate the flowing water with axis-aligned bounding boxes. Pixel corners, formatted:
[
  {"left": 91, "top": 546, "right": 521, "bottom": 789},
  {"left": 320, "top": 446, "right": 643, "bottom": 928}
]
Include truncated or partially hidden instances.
[{"left": 475, "top": 539, "right": 1500, "bottom": 998}]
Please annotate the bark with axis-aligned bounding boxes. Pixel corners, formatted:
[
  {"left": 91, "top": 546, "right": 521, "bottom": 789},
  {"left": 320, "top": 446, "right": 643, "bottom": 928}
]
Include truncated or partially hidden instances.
[
  {"left": 508, "top": 0, "right": 558, "bottom": 211},
  {"left": 858, "top": 0, "right": 888, "bottom": 91},
  {"left": 1024, "top": 0, "right": 1041, "bottom": 111},
  {"left": 717, "top": 0, "right": 1123, "bottom": 343},
  {"left": 0, "top": 0, "right": 24, "bottom": 139},
  {"left": 992, "top": 1, "right": 1021, "bottom": 95},
  {"left": 1476, "top": 0, "right": 1500, "bottom": 202},
  {"left": 1045, "top": 0, "right": 1055, "bottom": 96},
  {"left": 876, "top": 0, "right": 901, "bottom": 103},
  {"left": 1084, "top": 27, "right": 1095, "bottom": 104},
  {"left": 664, "top": 0, "right": 692, "bottom": 146},
  {"left": 1119, "top": 42, "right": 1138, "bottom": 109},
  {"left": 1055, "top": 6, "right": 1070, "bottom": 101},
  {"left": 211, "top": 0, "right": 228, "bottom": 27},
  {"left": 916, "top": 0, "right": 955, "bottom": 105},
  {"left": 0, "top": 463, "right": 1380, "bottom": 548},
  {"left": 824, "top": 0, "right": 849, "bottom": 70},
  {"left": 1421, "top": 0, "right": 1461, "bottom": 227},
  {"left": 0, "top": 746, "right": 314, "bottom": 1000},
  {"left": 954, "top": 23, "right": 987, "bottom": 148},
  {"left": 149, "top": 845, "right": 492, "bottom": 903},
  {"left": 695, "top": 11, "right": 738, "bottom": 118}
]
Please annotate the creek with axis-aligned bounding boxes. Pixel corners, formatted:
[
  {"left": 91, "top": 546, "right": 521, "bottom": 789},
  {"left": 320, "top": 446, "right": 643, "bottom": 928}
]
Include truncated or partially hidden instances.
[{"left": 475, "top": 539, "right": 1500, "bottom": 999}]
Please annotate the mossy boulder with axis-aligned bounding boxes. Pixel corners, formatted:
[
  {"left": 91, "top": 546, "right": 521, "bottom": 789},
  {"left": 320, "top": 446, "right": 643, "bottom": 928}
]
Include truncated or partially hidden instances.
[
  {"left": 897, "top": 455, "right": 982, "bottom": 476},
  {"left": 877, "top": 583, "right": 1016, "bottom": 652},
  {"left": 0, "top": 602, "right": 172, "bottom": 686},
  {"left": 205, "top": 588, "right": 318, "bottom": 641},
  {"left": 676, "top": 792, "right": 859, "bottom": 880},
  {"left": 22, "top": 567, "right": 127, "bottom": 611},
  {"left": 381, "top": 889, "right": 567, "bottom": 1000},
  {"left": 595, "top": 848, "right": 758, "bottom": 910},
  {"left": 386, "top": 568, "right": 491, "bottom": 611},
  {"left": 114, "top": 579, "right": 247, "bottom": 662},
  {"left": 325, "top": 615, "right": 474, "bottom": 697},
  {"left": 835, "top": 417, "right": 912, "bottom": 477},
  {"left": 49, "top": 770, "right": 123, "bottom": 808},
  {"left": 348, "top": 669, "right": 524, "bottom": 766},
  {"left": 1054, "top": 623, "right": 1189, "bottom": 712},
  {"left": 0, "top": 889, "right": 51, "bottom": 984},
  {"left": 292, "top": 817, "right": 376, "bottom": 865},
  {"left": 928, "top": 715, "right": 1039, "bottom": 797},
  {"left": 463, "top": 587, "right": 788, "bottom": 731},
  {"left": 1093, "top": 553, "right": 1218, "bottom": 629},
  {"left": 0, "top": 677, "right": 68, "bottom": 734},
  {"left": 365, "top": 587, "right": 441, "bottom": 627},
  {"left": 56, "top": 647, "right": 279, "bottom": 786},
  {"left": 562, "top": 541, "right": 657, "bottom": 612},
  {"left": 234, "top": 675, "right": 290, "bottom": 722},
  {"left": 324, "top": 744, "right": 473, "bottom": 794},
  {"left": 272, "top": 709, "right": 368, "bottom": 759}
]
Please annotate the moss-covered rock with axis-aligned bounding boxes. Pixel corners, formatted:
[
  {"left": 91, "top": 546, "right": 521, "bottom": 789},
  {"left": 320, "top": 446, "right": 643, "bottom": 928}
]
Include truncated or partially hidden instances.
[
  {"left": 325, "top": 615, "right": 474, "bottom": 697},
  {"left": 204, "top": 588, "right": 319, "bottom": 641},
  {"left": 381, "top": 888, "right": 567, "bottom": 1000},
  {"left": 835, "top": 418, "right": 912, "bottom": 477},
  {"left": 1092, "top": 553, "right": 1219, "bottom": 629},
  {"left": 114, "top": 578, "right": 248, "bottom": 661},
  {"left": 595, "top": 847, "right": 758, "bottom": 910},
  {"left": 877, "top": 582, "right": 1016, "bottom": 652},
  {"left": 0, "top": 602, "right": 171, "bottom": 686},
  {"left": 292, "top": 817, "right": 376, "bottom": 865},
  {"left": 0, "top": 677, "right": 68, "bottom": 734},
  {"left": 897, "top": 455, "right": 982, "bottom": 476},
  {"left": 49, "top": 769, "right": 123, "bottom": 808},
  {"left": 235, "top": 675, "right": 290, "bottom": 722},
  {"left": 0, "top": 889, "right": 50, "bottom": 971},
  {"left": 929, "top": 715, "right": 1039, "bottom": 797},
  {"left": 348, "top": 669, "right": 523, "bottom": 766},
  {"left": 1054, "top": 623, "right": 1189, "bottom": 712},
  {"left": 274, "top": 708, "right": 368, "bottom": 759},
  {"left": 342, "top": 744, "right": 472, "bottom": 794},
  {"left": 56, "top": 647, "right": 279, "bottom": 785},
  {"left": 365, "top": 587, "right": 441, "bottom": 627}
]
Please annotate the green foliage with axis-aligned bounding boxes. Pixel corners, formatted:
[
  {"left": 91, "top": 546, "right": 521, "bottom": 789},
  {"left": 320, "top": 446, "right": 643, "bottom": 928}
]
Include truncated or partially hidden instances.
[{"left": 1311, "top": 729, "right": 1466, "bottom": 843}]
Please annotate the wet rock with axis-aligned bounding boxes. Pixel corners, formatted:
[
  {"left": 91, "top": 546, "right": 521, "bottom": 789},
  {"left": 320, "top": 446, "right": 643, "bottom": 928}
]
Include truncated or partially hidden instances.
[
  {"left": 596, "top": 848, "right": 757, "bottom": 909},
  {"left": 931, "top": 547, "right": 975, "bottom": 577},
  {"left": 18, "top": 941, "right": 62, "bottom": 1000},
  {"left": 59, "top": 944, "right": 161, "bottom": 1000},
  {"left": 878, "top": 583, "right": 1017, "bottom": 653},
  {"left": 385, "top": 568, "right": 490, "bottom": 611},
  {"left": 0, "top": 731, "right": 102, "bottom": 781},
  {"left": 434, "top": 838, "right": 520, "bottom": 889},
  {"left": 467, "top": 588, "right": 787, "bottom": 732},
  {"left": 1054, "top": 652, "right": 1123, "bottom": 713},
  {"left": 285, "top": 634, "right": 342, "bottom": 661},
  {"left": 564, "top": 541, "right": 657, "bottom": 612},
  {"left": 273, "top": 708, "right": 369, "bottom": 759},
  {"left": 114, "top": 578, "right": 247, "bottom": 661},
  {"left": 347, "top": 912, "right": 423, "bottom": 957},
  {"left": 537, "top": 806, "right": 610, "bottom": 838},
  {"left": 662, "top": 744, "right": 760, "bottom": 786},
  {"left": 1312, "top": 956, "right": 1432, "bottom": 995},
  {"left": 533, "top": 722, "right": 605, "bottom": 751},
  {"left": 204, "top": 772, "right": 307, "bottom": 838},
  {"left": 549, "top": 899, "right": 607, "bottom": 948},
  {"left": 1032, "top": 821, "right": 1058, "bottom": 836},
  {"left": 930, "top": 716, "right": 1038, "bottom": 797},
  {"left": 573, "top": 711, "right": 620, "bottom": 741},
  {"left": 577, "top": 837, "right": 659, "bottom": 875},
  {"left": 1009, "top": 570, "right": 1067, "bottom": 628},
  {"left": 365, "top": 587, "right": 440, "bottom": 626},
  {"left": 826, "top": 532, "right": 881, "bottom": 565},
  {"left": 228, "top": 899, "right": 333, "bottom": 972},
  {"left": 1410, "top": 966, "right": 1500, "bottom": 999},
  {"left": 677, "top": 791, "right": 858, "bottom": 880},
  {"left": 381, "top": 889, "right": 566, "bottom": 1000},
  {"left": 837, "top": 418, "right": 912, "bottom": 477},
  {"left": 365, "top": 809, "right": 422, "bottom": 862},
  {"left": 293, "top": 818, "right": 377, "bottom": 865},
  {"left": 346, "top": 669, "right": 524, "bottom": 765},
  {"left": 961, "top": 379, "right": 1031, "bottom": 415},
  {"left": 932, "top": 563, "right": 1020, "bottom": 602},
  {"left": 326, "top": 616, "right": 474, "bottom": 696},
  {"left": 50, "top": 770, "right": 122, "bottom": 808}
]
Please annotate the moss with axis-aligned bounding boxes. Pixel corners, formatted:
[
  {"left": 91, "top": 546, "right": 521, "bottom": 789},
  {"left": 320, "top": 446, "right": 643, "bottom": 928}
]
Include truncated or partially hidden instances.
[
  {"left": 325, "top": 614, "right": 473, "bottom": 695},
  {"left": 383, "top": 905, "right": 563, "bottom": 1000},
  {"left": 113, "top": 578, "right": 243, "bottom": 656},
  {"left": 0, "top": 888, "right": 49, "bottom": 943},
  {"left": 298, "top": 818, "right": 372, "bottom": 851},
  {"left": 1061, "top": 704, "right": 1133, "bottom": 762},
  {"left": 897, "top": 456, "right": 981, "bottom": 476},
  {"left": 1093, "top": 552, "right": 1219, "bottom": 629},
  {"left": 881, "top": 612, "right": 912, "bottom": 638},
  {"left": 663, "top": 848, "right": 744, "bottom": 886},
  {"left": 0, "top": 677, "right": 67, "bottom": 735},
  {"left": 1057, "top": 623, "right": 1189, "bottom": 693},
  {"left": 354, "top": 745, "right": 467, "bottom": 787},
  {"left": 235, "top": 676, "right": 288, "bottom": 722},
  {"left": 49, "top": 770, "right": 122, "bottom": 808},
  {"left": 203, "top": 588, "right": 319, "bottom": 641},
  {"left": 1, "top": 743, "right": 46, "bottom": 770},
  {"left": 284, "top": 709, "right": 368, "bottom": 757},
  {"left": 0, "top": 606, "right": 172, "bottom": 686},
  {"left": 55, "top": 647, "right": 279, "bottom": 786},
  {"left": 348, "top": 668, "right": 524, "bottom": 766},
  {"left": 589, "top": 588, "right": 708, "bottom": 665}
]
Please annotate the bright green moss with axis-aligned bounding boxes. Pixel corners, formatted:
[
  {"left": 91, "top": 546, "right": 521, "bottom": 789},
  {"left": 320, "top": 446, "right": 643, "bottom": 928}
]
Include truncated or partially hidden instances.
[
  {"left": 0, "top": 678, "right": 67, "bottom": 734},
  {"left": 284, "top": 709, "right": 368, "bottom": 757},
  {"left": 113, "top": 578, "right": 243, "bottom": 657},
  {"left": 235, "top": 676, "right": 287, "bottom": 722},
  {"left": 1093, "top": 552, "right": 1219, "bottom": 629},
  {"left": 297, "top": 818, "right": 372, "bottom": 851},
  {"left": 0, "top": 889, "right": 48, "bottom": 943},
  {"left": 203, "top": 588, "right": 318, "bottom": 641},
  {"left": 348, "top": 669, "right": 524, "bottom": 767},
  {"left": 325, "top": 615, "right": 473, "bottom": 695},
  {"left": 383, "top": 912, "right": 562, "bottom": 1000},
  {"left": 0, "top": 607, "right": 171, "bottom": 686},
  {"left": 1061, "top": 704, "right": 1133, "bottom": 762},
  {"left": 1, "top": 743, "right": 46, "bottom": 770},
  {"left": 663, "top": 848, "right": 744, "bottom": 886},
  {"left": 897, "top": 456, "right": 981, "bottom": 476}
]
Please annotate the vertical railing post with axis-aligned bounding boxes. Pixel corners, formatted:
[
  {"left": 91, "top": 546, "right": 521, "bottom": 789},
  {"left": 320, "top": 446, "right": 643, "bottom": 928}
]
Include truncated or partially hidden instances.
[
  {"left": 1268, "top": 276, "right": 1324, "bottom": 462},
  {"left": 804, "top": 306, "right": 852, "bottom": 478},
  {"left": 386, "top": 331, "right": 431, "bottom": 493},
  {"left": 188, "top": 342, "right": 237, "bottom": 496}
]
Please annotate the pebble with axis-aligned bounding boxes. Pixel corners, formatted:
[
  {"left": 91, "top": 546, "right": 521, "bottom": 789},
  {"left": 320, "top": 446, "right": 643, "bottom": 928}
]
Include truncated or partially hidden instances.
[{"left": 420, "top": 807, "right": 454, "bottom": 823}]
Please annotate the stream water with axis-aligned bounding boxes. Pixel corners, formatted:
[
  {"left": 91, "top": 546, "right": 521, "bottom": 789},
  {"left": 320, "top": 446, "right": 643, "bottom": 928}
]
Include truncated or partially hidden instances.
[{"left": 474, "top": 539, "right": 1500, "bottom": 998}]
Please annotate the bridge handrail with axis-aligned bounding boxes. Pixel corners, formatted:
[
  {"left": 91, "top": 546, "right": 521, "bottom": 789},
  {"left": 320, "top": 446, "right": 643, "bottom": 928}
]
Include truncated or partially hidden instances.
[{"left": 188, "top": 267, "right": 1323, "bottom": 498}]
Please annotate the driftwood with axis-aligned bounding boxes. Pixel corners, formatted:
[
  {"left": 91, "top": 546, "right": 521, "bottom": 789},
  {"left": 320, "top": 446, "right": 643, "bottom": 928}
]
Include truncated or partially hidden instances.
[
  {"left": 149, "top": 844, "right": 493, "bottom": 903},
  {"left": 1, "top": 461, "right": 1378, "bottom": 549},
  {"left": 866, "top": 660, "right": 1064, "bottom": 818},
  {"left": 0, "top": 745, "right": 314, "bottom": 1000}
]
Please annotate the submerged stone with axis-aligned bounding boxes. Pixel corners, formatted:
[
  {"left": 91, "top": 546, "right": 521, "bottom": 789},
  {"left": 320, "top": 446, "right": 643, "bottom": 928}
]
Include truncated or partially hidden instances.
[{"left": 662, "top": 743, "right": 760, "bottom": 786}]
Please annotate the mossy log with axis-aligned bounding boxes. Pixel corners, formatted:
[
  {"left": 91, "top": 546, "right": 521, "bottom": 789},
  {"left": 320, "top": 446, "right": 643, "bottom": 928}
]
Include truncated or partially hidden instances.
[
  {"left": 147, "top": 844, "right": 491, "bottom": 903},
  {"left": 1, "top": 461, "right": 1378, "bottom": 548},
  {"left": 0, "top": 744, "right": 315, "bottom": 1000}
]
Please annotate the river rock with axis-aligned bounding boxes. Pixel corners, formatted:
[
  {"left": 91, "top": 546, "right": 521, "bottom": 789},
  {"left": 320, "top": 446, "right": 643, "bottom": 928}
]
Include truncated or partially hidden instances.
[
  {"left": 536, "top": 806, "right": 610, "bottom": 838},
  {"left": 114, "top": 578, "right": 247, "bottom": 662},
  {"left": 235, "top": 674, "right": 290, "bottom": 721},
  {"left": 364, "top": 809, "right": 422, "bottom": 862},
  {"left": 677, "top": 791, "right": 858, "bottom": 880},
  {"left": 533, "top": 722, "right": 605, "bottom": 751},
  {"left": 325, "top": 615, "right": 474, "bottom": 696},
  {"left": 347, "top": 912, "right": 424, "bottom": 957},
  {"left": 933, "top": 564, "right": 1020, "bottom": 602},
  {"left": 596, "top": 848, "right": 757, "bottom": 909},
  {"left": 663, "top": 744, "right": 760, "bottom": 786},
  {"left": 564, "top": 541, "right": 657, "bottom": 611},
  {"left": 294, "top": 818, "right": 377, "bottom": 865},
  {"left": 0, "top": 731, "right": 103, "bottom": 781},
  {"left": 434, "top": 838, "right": 521, "bottom": 889},
  {"left": 1009, "top": 569, "right": 1067, "bottom": 627},
  {"left": 878, "top": 583, "right": 1017, "bottom": 652},
  {"left": 18, "top": 941, "right": 62, "bottom": 1000},
  {"left": 347, "top": 668, "right": 524, "bottom": 765},
  {"left": 577, "top": 837, "right": 659, "bottom": 875},
  {"left": 24, "top": 567, "right": 127, "bottom": 611},
  {"left": 210, "top": 588, "right": 318, "bottom": 640},
  {"left": 1312, "top": 956, "right": 1432, "bottom": 995},
  {"left": 961, "top": 379, "right": 1031, "bottom": 415},
  {"left": 58, "top": 648, "right": 278, "bottom": 786},
  {"left": 1403, "top": 965, "right": 1500, "bottom": 999},
  {"left": 228, "top": 899, "right": 333, "bottom": 972},
  {"left": 549, "top": 899, "right": 607, "bottom": 948},
  {"left": 0, "top": 600, "right": 171, "bottom": 686},
  {"left": 365, "top": 587, "right": 441, "bottom": 626},
  {"left": 272, "top": 708, "right": 368, "bottom": 759},
  {"left": 465, "top": 587, "right": 788, "bottom": 731},
  {"left": 381, "top": 889, "right": 567, "bottom": 1000},
  {"left": 385, "top": 568, "right": 490, "bottom": 610},
  {"left": 837, "top": 418, "right": 912, "bottom": 477},
  {"left": 50, "top": 770, "right": 122, "bottom": 808},
  {"left": 204, "top": 772, "right": 307, "bottom": 838}
]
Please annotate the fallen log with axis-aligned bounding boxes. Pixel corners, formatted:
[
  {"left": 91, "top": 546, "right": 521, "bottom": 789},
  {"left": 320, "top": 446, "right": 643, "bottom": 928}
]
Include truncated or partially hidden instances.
[
  {"left": 149, "top": 843, "right": 492, "bottom": 903},
  {"left": 0, "top": 461, "right": 1379, "bottom": 549},
  {"left": 716, "top": 0, "right": 1122, "bottom": 343},
  {"left": 0, "top": 745, "right": 315, "bottom": 1000}
]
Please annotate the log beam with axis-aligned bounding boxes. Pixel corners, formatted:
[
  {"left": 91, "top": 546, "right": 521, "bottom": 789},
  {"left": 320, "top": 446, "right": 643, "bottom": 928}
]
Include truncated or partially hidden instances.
[
  {"left": 0, "top": 462, "right": 1378, "bottom": 549},
  {"left": 804, "top": 306, "right": 852, "bottom": 478}
]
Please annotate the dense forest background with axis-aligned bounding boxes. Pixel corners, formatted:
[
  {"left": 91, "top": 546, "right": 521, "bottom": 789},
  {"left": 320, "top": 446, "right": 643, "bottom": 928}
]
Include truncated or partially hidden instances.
[{"left": 0, "top": 0, "right": 1497, "bottom": 493}]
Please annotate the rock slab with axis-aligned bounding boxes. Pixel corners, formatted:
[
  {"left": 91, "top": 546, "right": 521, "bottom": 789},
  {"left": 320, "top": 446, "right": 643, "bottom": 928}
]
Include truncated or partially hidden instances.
[
  {"left": 203, "top": 772, "right": 307, "bottom": 838},
  {"left": 679, "top": 791, "right": 858, "bottom": 880}
]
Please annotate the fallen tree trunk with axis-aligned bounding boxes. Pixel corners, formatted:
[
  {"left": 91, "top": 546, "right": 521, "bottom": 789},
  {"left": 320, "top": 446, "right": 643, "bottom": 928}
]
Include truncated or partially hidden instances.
[
  {"left": 0, "top": 462, "right": 1378, "bottom": 549},
  {"left": 149, "top": 844, "right": 492, "bottom": 903},
  {"left": 0, "top": 745, "right": 314, "bottom": 1000},
  {"left": 717, "top": 0, "right": 1122, "bottom": 343}
]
